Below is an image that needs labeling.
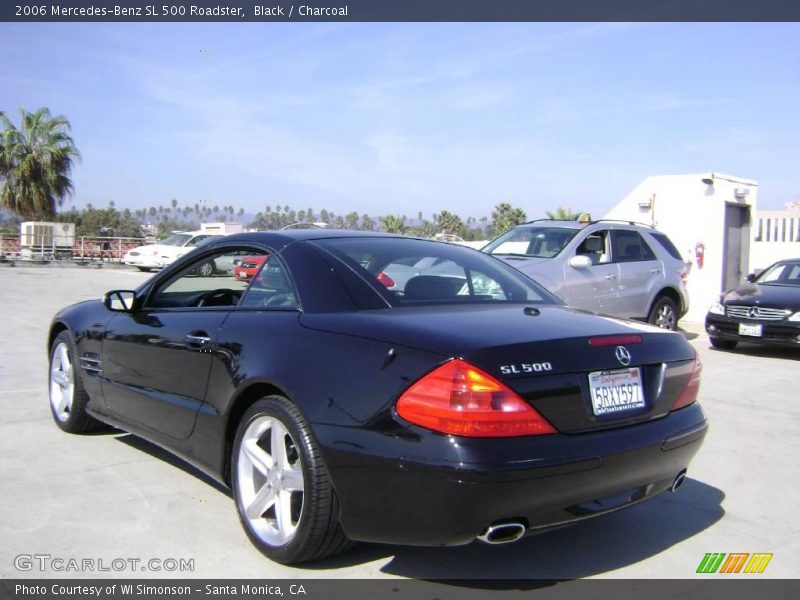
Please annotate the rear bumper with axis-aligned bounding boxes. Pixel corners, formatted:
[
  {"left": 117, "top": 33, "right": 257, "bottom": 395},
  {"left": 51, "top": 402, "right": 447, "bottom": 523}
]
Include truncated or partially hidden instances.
[
  {"left": 315, "top": 403, "right": 707, "bottom": 546},
  {"left": 124, "top": 257, "right": 165, "bottom": 269},
  {"left": 705, "top": 314, "right": 800, "bottom": 346}
]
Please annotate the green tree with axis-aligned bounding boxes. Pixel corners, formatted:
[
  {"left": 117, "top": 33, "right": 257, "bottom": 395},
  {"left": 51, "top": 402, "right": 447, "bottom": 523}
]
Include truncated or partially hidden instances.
[
  {"left": 0, "top": 107, "right": 81, "bottom": 219},
  {"left": 381, "top": 214, "right": 408, "bottom": 234},
  {"left": 545, "top": 206, "right": 581, "bottom": 220},
  {"left": 491, "top": 203, "right": 527, "bottom": 236},
  {"left": 434, "top": 210, "right": 464, "bottom": 235},
  {"left": 345, "top": 211, "right": 359, "bottom": 229},
  {"left": 361, "top": 214, "right": 375, "bottom": 231}
]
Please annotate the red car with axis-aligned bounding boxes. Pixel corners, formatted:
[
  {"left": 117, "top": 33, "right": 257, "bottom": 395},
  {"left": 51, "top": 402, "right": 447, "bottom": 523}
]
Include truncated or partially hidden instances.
[{"left": 233, "top": 255, "right": 266, "bottom": 281}]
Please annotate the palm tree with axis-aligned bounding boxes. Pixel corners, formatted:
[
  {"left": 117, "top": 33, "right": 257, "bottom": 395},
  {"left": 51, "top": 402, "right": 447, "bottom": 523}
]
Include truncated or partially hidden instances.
[
  {"left": 381, "top": 214, "right": 408, "bottom": 234},
  {"left": 0, "top": 107, "right": 80, "bottom": 219},
  {"left": 545, "top": 206, "right": 581, "bottom": 220}
]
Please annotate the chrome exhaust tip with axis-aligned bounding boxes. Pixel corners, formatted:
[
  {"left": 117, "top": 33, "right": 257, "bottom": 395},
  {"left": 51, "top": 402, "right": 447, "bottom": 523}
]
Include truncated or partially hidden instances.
[
  {"left": 477, "top": 521, "right": 527, "bottom": 544},
  {"left": 671, "top": 469, "right": 687, "bottom": 492}
]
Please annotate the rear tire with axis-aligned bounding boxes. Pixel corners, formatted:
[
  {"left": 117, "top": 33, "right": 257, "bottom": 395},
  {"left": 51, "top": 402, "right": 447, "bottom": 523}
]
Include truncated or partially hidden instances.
[
  {"left": 710, "top": 337, "right": 737, "bottom": 350},
  {"left": 48, "top": 331, "right": 106, "bottom": 434},
  {"left": 648, "top": 296, "right": 679, "bottom": 330},
  {"left": 231, "top": 396, "right": 351, "bottom": 564}
]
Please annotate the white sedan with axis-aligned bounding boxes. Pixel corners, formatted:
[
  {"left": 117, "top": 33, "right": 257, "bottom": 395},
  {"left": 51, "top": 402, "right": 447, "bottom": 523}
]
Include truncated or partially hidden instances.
[{"left": 123, "top": 231, "right": 216, "bottom": 272}]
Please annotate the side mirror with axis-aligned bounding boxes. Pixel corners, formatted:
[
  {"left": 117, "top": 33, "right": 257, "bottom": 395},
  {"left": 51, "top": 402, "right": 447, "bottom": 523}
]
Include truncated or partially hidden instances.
[
  {"left": 104, "top": 290, "right": 137, "bottom": 313},
  {"left": 746, "top": 273, "right": 756, "bottom": 283},
  {"left": 569, "top": 255, "right": 593, "bottom": 269}
]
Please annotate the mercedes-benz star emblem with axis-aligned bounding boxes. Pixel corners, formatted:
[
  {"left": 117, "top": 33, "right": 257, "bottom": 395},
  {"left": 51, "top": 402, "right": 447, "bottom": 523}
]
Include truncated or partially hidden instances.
[
  {"left": 615, "top": 346, "right": 632, "bottom": 366},
  {"left": 748, "top": 307, "right": 760, "bottom": 319}
]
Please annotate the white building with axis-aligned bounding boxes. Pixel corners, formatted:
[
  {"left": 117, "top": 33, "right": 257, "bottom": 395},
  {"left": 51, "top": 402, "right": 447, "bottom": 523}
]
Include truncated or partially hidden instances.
[
  {"left": 604, "top": 173, "right": 758, "bottom": 322},
  {"left": 751, "top": 202, "right": 800, "bottom": 269}
]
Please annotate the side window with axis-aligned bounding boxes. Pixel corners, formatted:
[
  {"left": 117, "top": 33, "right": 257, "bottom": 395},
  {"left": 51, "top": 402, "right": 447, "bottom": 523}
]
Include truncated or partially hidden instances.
[
  {"left": 611, "top": 230, "right": 656, "bottom": 263},
  {"left": 239, "top": 255, "right": 300, "bottom": 308},
  {"left": 147, "top": 248, "right": 265, "bottom": 309},
  {"left": 576, "top": 230, "right": 611, "bottom": 265}
]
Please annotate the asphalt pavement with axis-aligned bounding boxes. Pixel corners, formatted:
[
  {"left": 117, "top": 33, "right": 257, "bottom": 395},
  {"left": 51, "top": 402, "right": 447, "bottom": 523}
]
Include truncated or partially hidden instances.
[{"left": 1, "top": 265, "right": 797, "bottom": 580}]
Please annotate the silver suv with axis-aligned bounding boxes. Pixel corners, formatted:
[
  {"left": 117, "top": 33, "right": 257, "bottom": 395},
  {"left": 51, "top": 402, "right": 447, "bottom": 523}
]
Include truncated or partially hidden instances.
[{"left": 482, "top": 220, "right": 689, "bottom": 329}]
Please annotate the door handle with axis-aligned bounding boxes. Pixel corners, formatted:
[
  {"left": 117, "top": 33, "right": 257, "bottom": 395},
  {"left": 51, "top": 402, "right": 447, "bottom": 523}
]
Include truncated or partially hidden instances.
[
  {"left": 651, "top": 268, "right": 662, "bottom": 274},
  {"left": 605, "top": 274, "right": 617, "bottom": 280},
  {"left": 185, "top": 333, "right": 211, "bottom": 347}
]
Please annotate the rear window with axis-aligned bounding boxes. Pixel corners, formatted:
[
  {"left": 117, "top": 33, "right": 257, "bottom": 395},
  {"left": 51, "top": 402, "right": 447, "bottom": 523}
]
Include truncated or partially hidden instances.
[
  {"left": 649, "top": 232, "right": 682, "bottom": 260},
  {"left": 312, "top": 237, "right": 559, "bottom": 306}
]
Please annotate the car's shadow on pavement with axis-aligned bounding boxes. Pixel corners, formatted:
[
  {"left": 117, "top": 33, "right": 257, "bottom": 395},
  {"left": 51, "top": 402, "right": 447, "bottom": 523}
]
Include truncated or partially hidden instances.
[
  {"left": 110, "top": 433, "right": 723, "bottom": 582},
  {"left": 308, "top": 478, "right": 724, "bottom": 582},
  {"left": 115, "top": 433, "right": 232, "bottom": 497}
]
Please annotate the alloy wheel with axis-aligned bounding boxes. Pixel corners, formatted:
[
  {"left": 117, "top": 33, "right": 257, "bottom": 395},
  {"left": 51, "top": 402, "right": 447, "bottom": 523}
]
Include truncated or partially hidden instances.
[
  {"left": 236, "top": 415, "right": 305, "bottom": 546},
  {"left": 50, "top": 342, "right": 74, "bottom": 422},
  {"left": 655, "top": 304, "right": 676, "bottom": 329}
]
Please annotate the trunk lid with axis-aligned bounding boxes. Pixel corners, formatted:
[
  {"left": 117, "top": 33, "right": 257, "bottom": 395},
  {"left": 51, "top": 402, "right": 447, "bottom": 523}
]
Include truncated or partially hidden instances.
[{"left": 300, "top": 304, "right": 695, "bottom": 433}]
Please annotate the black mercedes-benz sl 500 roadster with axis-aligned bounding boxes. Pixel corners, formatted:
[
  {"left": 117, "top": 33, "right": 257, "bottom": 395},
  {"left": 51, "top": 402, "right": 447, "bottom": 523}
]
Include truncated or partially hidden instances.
[{"left": 48, "top": 231, "right": 706, "bottom": 564}]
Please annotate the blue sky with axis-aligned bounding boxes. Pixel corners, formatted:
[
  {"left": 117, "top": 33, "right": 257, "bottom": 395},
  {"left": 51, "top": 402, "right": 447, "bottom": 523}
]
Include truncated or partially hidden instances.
[{"left": 1, "top": 22, "right": 798, "bottom": 220}]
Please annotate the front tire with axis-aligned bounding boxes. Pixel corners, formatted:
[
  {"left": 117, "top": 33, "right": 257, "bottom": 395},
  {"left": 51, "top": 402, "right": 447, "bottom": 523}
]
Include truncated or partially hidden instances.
[
  {"left": 231, "top": 396, "right": 351, "bottom": 564},
  {"left": 648, "top": 296, "right": 679, "bottom": 330},
  {"left": 710, "top": 337, "right": 738, "bottom": 350},
  {"left": 137, "top": 267, "right": 152, "bottom": 272},
  {"left": 49, "top": 331, "right": 106, "bottom": 433},
  {"left": 198, "top": 260, "right": 215, "bottom": 277}
]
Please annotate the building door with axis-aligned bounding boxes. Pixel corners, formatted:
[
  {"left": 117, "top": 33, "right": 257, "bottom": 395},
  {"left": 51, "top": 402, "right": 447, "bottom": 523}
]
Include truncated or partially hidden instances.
[{"left": 722, "top": 204, "right": 751, "bottom": 291}]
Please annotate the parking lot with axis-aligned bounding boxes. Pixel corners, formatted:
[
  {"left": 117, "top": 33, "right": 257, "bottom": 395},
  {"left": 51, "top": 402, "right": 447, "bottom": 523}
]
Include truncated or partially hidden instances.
[{"left": 1, "top": 265, "right": 798, "bottom": 580}]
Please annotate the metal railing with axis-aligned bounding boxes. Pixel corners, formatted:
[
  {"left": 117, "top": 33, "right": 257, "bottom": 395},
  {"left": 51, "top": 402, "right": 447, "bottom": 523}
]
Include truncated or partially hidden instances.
[{"left": 0, "top": 234, "right": 149, "bottom": 263}]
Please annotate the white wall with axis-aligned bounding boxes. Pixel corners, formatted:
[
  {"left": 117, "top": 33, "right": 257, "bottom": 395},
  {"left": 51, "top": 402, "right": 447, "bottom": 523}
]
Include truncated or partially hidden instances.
[
  {"left": 604, "top": 173, "right": 758, "bottom": 323},
  {"left": 750, "top": 207, "right": 800, "bottom": 270}
]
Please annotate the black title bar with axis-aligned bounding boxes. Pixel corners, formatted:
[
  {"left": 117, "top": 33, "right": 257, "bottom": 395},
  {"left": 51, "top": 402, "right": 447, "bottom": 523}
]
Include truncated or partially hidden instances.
[{"left": 3, "top": 0, "right": 800, "bottom": 22}]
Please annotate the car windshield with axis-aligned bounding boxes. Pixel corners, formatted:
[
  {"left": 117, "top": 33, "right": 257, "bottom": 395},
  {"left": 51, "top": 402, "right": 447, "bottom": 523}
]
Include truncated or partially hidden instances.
[
  {"left": 313, "top": 237, "right": 560, "bottom": 306},
  {"left": 160, "top": 233, "right": 192, "bottom": 246},
  {"left": 483, "top": 226, "right": 579, "bottom": 258},
  {"left": 754, "top": 260, "right": 800, "bottom": 286}
]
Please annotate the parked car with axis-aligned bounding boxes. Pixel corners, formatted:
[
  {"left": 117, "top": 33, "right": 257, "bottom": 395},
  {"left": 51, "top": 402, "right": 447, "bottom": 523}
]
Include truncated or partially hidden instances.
[
  {"left": 123, "top": 231, "right": 216, "bottom": 272},
  {"left": 48, "top": 231, "right": 706, "bottom": 564},
  {"left": 705, "top": 257, "right": 800, "bottom": 349},
  {"left": 483, "top": 220, "right": 690, "bottom": 330},
  {"left": 189, "top": 236, "right": 245, "bottom": 276},
  {"left": 234, "top": 254, "right": 266, "bottom": 281}
]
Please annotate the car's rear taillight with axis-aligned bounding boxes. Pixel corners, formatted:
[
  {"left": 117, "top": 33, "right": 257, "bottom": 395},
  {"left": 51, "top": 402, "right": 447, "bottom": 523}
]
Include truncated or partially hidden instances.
[
  {"left": 672, "top": 352, "right": 702, "bottom": 411},
  {"left": 377, "top": 272, "right": 395, "bottom": 288},
  {"left": 396, "top": 359, "right": 556, "bottom": 437}
]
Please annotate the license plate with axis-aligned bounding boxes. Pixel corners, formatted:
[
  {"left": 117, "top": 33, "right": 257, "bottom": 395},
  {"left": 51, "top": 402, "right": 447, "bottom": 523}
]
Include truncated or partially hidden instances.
[
  {"left": 588, "top": 368, "right": 645, "bottom": 416},
  {"left": 739, "top": 323, "right": 762, "bottom": 337}
]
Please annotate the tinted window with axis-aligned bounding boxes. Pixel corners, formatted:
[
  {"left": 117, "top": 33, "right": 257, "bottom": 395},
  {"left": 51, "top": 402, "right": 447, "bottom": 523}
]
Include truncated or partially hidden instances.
[
  {"left": 611, "top": 230, "right": 656, "bottom": 262},
  {"left": 314, "top": 237, "right": 558, "bottom": 306},
  {"left": 649, "top": 232, "right": 682, "bottom": 260},
  {"left": 483, "top": 227, "right": 579, "bottom": 258}
]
